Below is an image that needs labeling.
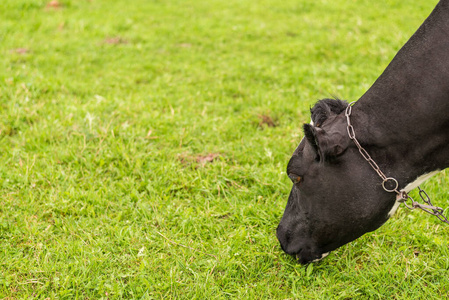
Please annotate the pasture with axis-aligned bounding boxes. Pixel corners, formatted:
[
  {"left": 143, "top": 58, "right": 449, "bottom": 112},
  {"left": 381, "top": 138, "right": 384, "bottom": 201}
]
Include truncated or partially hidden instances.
[{"left": 1, "top": 0, "right": 448, "bottom": 298}]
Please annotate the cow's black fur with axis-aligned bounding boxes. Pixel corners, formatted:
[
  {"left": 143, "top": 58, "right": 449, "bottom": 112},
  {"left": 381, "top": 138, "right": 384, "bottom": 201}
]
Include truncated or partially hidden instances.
[
  {"left": 278, "top": 0, "right": 449, "bottom": 264},
  {"left": 310, "top": 98, "right": 347, "bottom": 127},
  {"left": 304, "top": 99, "right": 349, "bottom": 161}
]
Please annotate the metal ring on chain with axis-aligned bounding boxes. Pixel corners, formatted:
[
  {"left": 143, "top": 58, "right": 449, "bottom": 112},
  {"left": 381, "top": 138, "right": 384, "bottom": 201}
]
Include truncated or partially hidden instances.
[{"left": 382, "top": 177, "right": 399, "bottom": 192}]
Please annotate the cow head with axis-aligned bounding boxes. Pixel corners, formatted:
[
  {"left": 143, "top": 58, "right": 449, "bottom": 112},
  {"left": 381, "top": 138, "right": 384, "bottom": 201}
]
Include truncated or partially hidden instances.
[{"left": 277, "top": 99, "right": 396, "bottom": 264}]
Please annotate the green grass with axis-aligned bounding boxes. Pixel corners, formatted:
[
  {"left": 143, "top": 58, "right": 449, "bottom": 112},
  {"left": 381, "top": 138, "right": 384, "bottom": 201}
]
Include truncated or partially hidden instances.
[{"left": 1, "top": 0, "right": 448, "bottom": 298}]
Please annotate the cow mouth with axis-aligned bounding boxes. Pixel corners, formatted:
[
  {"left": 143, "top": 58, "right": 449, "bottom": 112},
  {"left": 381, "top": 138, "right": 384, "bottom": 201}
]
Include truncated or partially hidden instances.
[
  {"left": 295, "top": 250, "right": 330, "bottom": 264},
  {"left": 311, "top": 252, "right": 330, "bottom": 262}
]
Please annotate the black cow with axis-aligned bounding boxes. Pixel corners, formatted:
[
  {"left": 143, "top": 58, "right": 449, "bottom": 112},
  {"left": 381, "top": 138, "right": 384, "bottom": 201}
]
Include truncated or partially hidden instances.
[{"left": 277, "top": 0, "right": 449, "bottom": 264}]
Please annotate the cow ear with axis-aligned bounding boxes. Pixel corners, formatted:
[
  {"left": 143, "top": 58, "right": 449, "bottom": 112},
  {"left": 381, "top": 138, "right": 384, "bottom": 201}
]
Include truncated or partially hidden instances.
[
  {"left": 303, "top": 123, "right": 320, "bottom": 156},
  {"left": 303, "top": 123, "right": 347, "bottom": 160}
]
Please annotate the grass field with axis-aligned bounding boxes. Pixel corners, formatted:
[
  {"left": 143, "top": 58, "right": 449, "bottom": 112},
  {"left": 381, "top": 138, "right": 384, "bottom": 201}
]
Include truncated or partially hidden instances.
[{"left": 1, "top": 0, "right": 448, "bottom": 298}]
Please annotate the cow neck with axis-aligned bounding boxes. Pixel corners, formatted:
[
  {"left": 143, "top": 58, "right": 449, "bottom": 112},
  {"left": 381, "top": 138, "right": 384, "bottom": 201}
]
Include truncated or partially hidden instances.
[
  {"left": 345, "top": 0, "right": 449, "bottom": 186},
  {"left": 344, "top": 102, "right": 449, "bottom": 225},
  {"left": 346, "top": 100, "right": 449, "bottom": 190}
]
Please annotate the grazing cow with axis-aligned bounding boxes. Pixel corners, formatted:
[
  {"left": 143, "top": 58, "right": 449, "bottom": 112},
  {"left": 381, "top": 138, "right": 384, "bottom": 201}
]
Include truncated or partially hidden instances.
[{"left": 277, "top": 0, "right": 449, "bottom": 264}]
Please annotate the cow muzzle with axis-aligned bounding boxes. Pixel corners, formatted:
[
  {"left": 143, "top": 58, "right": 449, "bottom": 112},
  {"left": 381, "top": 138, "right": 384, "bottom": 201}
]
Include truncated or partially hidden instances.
[{"left": 276, "top": 224, "right": 325, "bottom": 264}]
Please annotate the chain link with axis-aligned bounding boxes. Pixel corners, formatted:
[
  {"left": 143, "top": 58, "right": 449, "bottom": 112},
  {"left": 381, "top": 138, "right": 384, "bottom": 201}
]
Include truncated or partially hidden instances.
[{"left": 345, "top": 101, "right": 449, "bottom": 225}]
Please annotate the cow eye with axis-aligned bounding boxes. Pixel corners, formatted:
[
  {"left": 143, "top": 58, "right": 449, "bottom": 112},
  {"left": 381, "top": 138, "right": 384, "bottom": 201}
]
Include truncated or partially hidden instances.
[{"left": 288, "top": 173, "right": 302, "bottom": 184}]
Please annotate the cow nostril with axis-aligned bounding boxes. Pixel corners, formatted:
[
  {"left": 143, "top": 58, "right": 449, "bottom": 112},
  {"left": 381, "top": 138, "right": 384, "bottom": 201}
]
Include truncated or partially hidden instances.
[
  {"left": 276, "top": 226, "right": 291, "bottom": 246},
  {"left": 276, "top": 226, "right": 292, "bottom": 254},
  {"left": 276, "top": 224, "right": 285, "bottom": 240}
]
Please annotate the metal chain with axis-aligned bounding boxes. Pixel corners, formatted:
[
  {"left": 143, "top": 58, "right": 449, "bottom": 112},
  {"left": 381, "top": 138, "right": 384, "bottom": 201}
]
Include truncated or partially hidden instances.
[
  {"left": 405, "top": 187, "right": 449, "bottom": 224},
  {"left": 345, "top": 101, "right": 449, "bottom": 225}
]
